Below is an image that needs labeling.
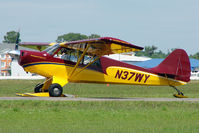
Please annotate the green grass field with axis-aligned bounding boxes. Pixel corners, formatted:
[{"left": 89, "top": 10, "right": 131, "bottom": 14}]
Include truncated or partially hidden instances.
[
  {"left": 0, "top": 101, "right": 199, "bottom": 133},
  {"left": 0, "top": 80, "right": 199, "bottom": 133}
]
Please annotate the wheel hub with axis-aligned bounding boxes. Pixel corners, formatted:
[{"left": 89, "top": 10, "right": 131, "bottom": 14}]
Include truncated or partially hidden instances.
[{"left": 53, "top": 88, "right": 60, "bottom": 95}]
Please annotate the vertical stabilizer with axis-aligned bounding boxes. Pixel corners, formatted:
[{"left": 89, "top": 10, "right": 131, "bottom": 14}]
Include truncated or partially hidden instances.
[{"left": 150, "top": 49, "right": 191, "bottom": 82}]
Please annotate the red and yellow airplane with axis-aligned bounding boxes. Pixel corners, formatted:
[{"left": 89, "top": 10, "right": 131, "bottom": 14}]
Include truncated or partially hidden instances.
[{"left": 8, "top": 37, "right": 191, "bottom": 98}]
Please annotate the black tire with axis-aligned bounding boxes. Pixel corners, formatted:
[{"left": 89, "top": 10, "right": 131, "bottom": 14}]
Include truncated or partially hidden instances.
[
  {"left": 49, "top": 83, "right": 63, "bottom": 97},
  {"left": 34, "top": 83, "right": 44, "bottom": 93}
]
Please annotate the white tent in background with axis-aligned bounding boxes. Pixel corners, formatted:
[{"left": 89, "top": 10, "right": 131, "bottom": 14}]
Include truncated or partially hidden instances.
[{"left": 11, "top": 59, "right": 32, "bottom": 76}]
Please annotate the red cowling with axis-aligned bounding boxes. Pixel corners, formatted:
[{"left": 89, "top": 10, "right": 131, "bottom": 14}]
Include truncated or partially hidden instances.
[{"left": 150, "top": 49, "right": 191, "bottom": 82}]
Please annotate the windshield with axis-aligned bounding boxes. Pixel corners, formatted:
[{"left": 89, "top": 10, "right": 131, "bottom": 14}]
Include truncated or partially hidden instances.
[{"left": 43, "top": 44, "right": 60, "bottom": 55}]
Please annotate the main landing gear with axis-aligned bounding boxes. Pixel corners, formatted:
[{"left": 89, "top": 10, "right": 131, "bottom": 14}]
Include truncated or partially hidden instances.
[
  {"left": 171, "top": 86, "right": 188, "bottom": 98},
  {"left": 33, "top": 83, "right": 64, "bottom": 97},
  {"left": 16, "top": 83, "right": 66, "bottom": 97},
  {"left": 34, "top": 83, "right": 63, "bottom": 97}
]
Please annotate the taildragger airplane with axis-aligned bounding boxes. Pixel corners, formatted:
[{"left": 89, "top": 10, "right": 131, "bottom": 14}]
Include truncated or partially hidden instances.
[{"left": 8, "top": 37, "right": 191, "bottom": 98}]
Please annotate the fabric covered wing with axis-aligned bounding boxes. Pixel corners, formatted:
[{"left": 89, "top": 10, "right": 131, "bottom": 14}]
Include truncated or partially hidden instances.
[{"left": 60, "top": 37, "right": 143, "bottom": 56}]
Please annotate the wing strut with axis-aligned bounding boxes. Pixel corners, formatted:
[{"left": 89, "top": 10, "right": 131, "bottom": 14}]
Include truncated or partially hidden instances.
[
  {"left": 69, "top": 43, "right": 90, "bottom": 78},
  {"left": 71, "top": 56, "right": 101, "bottom": 79}
]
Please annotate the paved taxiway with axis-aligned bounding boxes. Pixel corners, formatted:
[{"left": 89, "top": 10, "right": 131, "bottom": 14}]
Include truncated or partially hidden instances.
[{"left": 0, "top": 97, "right": 199, "bottom": 102}]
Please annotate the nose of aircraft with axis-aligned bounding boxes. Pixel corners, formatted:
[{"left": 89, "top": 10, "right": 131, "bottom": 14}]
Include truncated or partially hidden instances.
[{"left": 8, "top": 50, "right": 20, "bottom": 60}]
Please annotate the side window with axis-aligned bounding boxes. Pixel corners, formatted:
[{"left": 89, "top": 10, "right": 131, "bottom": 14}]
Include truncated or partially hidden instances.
[
  {"left": 57, "top": 47, "right": 101, "bottom": 68},
  {"left": 59, "top": 48, "right": 95, "bottom": 65},
  {"left": 91, "top": 57, "right": 101, "bottom": 67},
  {"left": 82, "top": 55, "right": 92, "bottom": 65},
  {"left": 59, "top": 48, "right": 78, "bottom": 62}
]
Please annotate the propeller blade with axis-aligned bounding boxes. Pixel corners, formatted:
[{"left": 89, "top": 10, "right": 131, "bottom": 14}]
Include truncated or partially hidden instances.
[{"left": 15, "top": 32, "right": 20, "bottom": 50}]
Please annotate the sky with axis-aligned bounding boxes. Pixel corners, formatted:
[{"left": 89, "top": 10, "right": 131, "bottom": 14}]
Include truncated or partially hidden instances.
[{"left": 0, "top": 0, "right": 199, "bottom": 55}]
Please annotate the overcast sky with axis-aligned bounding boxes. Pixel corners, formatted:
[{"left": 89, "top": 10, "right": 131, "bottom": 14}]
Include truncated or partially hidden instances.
[{"left": 0, "top": 0, "right": 198, "bottom": 55}]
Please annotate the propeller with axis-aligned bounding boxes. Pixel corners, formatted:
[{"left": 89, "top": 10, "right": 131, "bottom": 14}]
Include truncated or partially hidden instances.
[
  {"left": 8, "top": 30, "right": 21, "bottom": 60},
  {"left": 15, "top": 31, "right": 20, "bottom": 50}
]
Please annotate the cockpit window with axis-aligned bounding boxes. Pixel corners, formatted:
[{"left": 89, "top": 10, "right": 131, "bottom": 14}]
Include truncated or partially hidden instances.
[
  {"left": 60, "top": 48, "right": 81, "bottom": 63},
  {"left": 43, "top": 45, "right": 101, "bottom": 69},
  {"left": 57, "top": 47, "right": 97, "bottom": 65},
  {"left": 43, "top": 44, "right": 60, "bottom": 55}
]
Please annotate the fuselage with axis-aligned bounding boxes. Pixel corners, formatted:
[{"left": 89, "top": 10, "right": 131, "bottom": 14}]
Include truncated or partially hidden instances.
[{"left": 18, "top": 50, "right": 186, "bottom": 87}]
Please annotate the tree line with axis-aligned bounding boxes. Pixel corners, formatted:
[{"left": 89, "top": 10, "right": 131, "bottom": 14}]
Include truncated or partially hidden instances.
[{"left": 2, "top": 30, "right": 199, "bottom": 59}]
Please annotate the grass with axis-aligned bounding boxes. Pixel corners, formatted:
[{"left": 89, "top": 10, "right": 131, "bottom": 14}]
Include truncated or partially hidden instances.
[
  {"left": 0, "top": 80, "right": 199, "bottom": 98},
  {"left": 0, "top": 101, "right": 199, "bottom": 133},
  {"left": 0, "top": 80, "right": 199, "bottom": 133}
]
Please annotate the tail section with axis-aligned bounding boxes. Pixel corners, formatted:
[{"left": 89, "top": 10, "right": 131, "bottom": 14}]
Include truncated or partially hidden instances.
[{"left": 150, "top": 49, "right": 191, "bottom": 82}]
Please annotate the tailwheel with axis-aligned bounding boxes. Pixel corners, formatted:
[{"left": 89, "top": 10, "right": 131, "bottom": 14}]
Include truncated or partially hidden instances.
[
  {"left": 171, "top": 86, "right": 188, "bottom": 98},
  {"left": 49, "top": 83, "right": 63, "bottom": 97}
]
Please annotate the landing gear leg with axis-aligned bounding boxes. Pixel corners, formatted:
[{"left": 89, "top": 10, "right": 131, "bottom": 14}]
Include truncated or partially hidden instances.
[
  {"left": 34, "top": 83, "right": 44, "bottom": 93},
  {"left": 171, "top": 86, "right": 188, "bottom": 98}
]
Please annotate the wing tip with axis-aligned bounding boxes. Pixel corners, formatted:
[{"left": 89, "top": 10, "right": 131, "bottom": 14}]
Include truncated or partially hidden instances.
[{"left": 99, "top": 37, "right": 144, "bottom": 50}]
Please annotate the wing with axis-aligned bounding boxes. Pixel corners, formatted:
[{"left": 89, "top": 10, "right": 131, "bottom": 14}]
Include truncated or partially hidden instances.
[
  {"left": 60, "top": 37, "right": 143, "bottom": 56},
  {"left": 19, "top": 42, "right": 56, "bottom": 51}
]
